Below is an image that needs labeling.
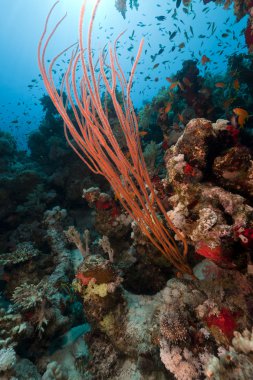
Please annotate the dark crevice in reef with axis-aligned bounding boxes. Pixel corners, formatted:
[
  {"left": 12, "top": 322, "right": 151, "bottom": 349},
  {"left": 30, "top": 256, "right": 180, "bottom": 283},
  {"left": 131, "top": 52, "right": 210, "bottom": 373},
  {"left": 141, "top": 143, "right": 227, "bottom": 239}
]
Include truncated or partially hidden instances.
[{"left": 122, "top": 261, "right": 172, "bottom": 295}]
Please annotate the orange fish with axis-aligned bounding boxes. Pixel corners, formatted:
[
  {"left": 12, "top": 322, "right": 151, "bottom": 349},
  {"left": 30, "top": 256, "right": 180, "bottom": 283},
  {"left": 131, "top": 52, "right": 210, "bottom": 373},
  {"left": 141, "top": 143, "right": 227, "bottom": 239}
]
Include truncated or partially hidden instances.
[
  {"left": 178, "top": 42, "right": 185, "bottom": 49},
  {"left": 183, "top": 77, "right": 192, "bottom": 87},
  {"left": 170, "top": 82, "right": 178, "bottom": 89},
  {"left": 139, "top": 131, "right": 148, "bottom": 137},
  {"left": 215, "top": 82, "right": 226, "bottom": 88},
  {"left": 166, "top": 77, "right": 173, "bottom": 83},
  {"left": 233, "top": 79, "right": 240, "bottom": 91},
  {"left": 178, "top": 113, "right": 184, "bottom": 123},
  {"left": 201, "top": 55, "right": 211, "bottom": 65},
  {"left": 233, "top": 108, "right": 249, "bottom": 128},
  {"left": 165, "top": 102, "right": 172, "bottom": 113}
]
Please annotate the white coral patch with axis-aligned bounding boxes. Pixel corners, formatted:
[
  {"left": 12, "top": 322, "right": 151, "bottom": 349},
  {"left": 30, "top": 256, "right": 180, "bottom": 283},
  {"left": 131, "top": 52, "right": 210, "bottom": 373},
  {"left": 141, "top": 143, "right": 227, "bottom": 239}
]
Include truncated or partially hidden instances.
[{"left": 0, "top": 347, "right": 16, "bottom": 372}]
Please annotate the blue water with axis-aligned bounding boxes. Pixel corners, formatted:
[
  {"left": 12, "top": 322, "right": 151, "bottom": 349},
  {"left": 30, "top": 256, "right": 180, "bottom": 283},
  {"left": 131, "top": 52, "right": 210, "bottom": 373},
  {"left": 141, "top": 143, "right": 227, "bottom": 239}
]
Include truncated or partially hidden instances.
[{"left": 0, "top": 0, "right": 247, "bottom": 149}]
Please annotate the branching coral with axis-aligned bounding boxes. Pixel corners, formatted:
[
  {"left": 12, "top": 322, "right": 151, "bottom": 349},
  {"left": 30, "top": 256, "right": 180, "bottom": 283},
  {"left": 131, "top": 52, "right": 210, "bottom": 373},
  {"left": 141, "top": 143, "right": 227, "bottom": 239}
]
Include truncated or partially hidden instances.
[
  {"left": 0, "top": 242, "right": 40, "bottom": 266},
  {"left": 64, "top": 226, "right": 90, "bottom": 257},
  {"left": 160, "top": 342, "right": 206, "bottom": 380},
  {"left": 204, "top": 339, "right": 253, "bottom": 379},
  {"left": 98, "top": 235, "right": 114, "bottom": 262},
  {"left": 205, "top": 349, "right": 245, "bottom": 379},
  {"left": 11, "top": 281, "right": 52, "bottom": 312},
  {"left": 0, "top": 309, "right": 28, "bottom": 349}
]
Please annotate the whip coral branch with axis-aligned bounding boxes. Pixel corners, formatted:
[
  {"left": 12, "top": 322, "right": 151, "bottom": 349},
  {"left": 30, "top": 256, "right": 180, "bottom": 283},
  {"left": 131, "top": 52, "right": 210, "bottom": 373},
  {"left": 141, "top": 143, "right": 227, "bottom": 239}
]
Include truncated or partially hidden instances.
[{"left": 38, "top": 0, "right": 192, "bottom": 274}]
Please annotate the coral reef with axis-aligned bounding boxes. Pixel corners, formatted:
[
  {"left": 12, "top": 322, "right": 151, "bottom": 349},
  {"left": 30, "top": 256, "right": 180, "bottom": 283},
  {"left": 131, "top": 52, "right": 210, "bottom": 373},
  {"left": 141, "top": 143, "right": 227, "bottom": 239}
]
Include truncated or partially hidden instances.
[
  {"left": 0, "top": 121, "right": 253, "bottom": 380},
  {"left": 165, "top": 118, "right": 253, "bottom": 269},
  {"left": 207, "top": 1, "right": 253, "bottom": 51},
  {"left": 1, "top": 3, "right": 253, "bottom": 376},
  {"left": 1, "top": 93, "right": 253, "bottom": 380}
]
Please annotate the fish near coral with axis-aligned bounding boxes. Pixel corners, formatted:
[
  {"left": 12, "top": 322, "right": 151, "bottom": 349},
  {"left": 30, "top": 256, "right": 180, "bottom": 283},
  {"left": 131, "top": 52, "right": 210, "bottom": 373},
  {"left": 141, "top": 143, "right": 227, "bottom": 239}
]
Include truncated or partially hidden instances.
[
  {"left": 139, "top": 131, "right": 148, "bottom": 137},
  {"left": 215, "top": 82, "right": 225, "bottom": 88},
  {"left": 170, "top": 82, "right": 178, "bottom": 89},
  {"left": 178, "top": 113, "right": 184, "bottom": 123},
  {"left": 165, "top": 102, "right": 172, "bottom": 113},
  {"left": 233, "top": 79, "right": 240, "bottom": 91},
  {"left": 201, "top": 55, "right": 210, "bottom": 65},
  {"left": 233, "top": 108, "right": 249, "bottom": 128}
]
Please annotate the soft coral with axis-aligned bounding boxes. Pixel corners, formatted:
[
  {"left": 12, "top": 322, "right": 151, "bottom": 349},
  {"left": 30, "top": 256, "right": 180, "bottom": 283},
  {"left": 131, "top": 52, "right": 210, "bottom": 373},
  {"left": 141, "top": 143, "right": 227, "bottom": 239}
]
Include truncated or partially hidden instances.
[{"left": 205, "top": 307, "right": 238, "bottom": 340}]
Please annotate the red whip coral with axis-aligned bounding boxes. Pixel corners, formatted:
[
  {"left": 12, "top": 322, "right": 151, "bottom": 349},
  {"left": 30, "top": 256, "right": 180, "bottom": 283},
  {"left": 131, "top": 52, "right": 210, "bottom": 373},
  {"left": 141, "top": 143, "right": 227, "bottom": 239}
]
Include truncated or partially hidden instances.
[{"left": 38, "top": 0, "right": 191, "bottom": 274}]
